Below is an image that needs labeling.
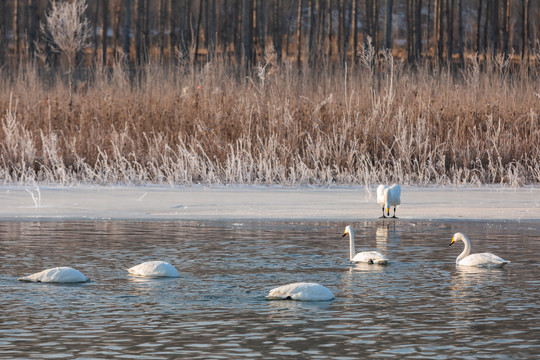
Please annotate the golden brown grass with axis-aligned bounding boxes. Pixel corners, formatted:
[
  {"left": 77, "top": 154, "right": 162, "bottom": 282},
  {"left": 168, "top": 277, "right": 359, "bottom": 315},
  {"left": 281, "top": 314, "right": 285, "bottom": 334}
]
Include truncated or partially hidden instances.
[{"left": 1, "top": 52, "right": 539, "bottom": 186}]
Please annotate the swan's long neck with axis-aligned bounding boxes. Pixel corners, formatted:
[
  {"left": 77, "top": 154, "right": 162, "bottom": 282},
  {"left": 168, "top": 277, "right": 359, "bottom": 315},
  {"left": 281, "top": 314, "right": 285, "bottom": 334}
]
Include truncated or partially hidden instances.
[
  {"left": 348, "top": 229, "right": 355, "bottom": 261},
  {"left": 456, "top": 234, "right": 471, "bottom": 264}
]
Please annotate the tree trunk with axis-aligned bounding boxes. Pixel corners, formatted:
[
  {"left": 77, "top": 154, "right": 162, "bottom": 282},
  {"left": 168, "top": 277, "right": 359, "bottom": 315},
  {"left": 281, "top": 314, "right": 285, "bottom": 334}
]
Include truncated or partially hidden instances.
[
  {"left": 233, "top": 0, "right": 241, "bottom": 64},
  {"left": 13, "top": 0, "right": 19, "bottom": 59},
  {"left": 111, "top": 1, "right": 122, "bottom": 59},
  {"left": 327, "top": 0, "right": 333, "bottom": 59},
  {"left": 136, "top": 0, "right": 142, "bottom": 64},
  {"left": 446, "top": 0, "right": 452, "bottom": 63},
  {"left": 242, "top": 0, "right": 250, "bottom": 71},
  {"left": 258, "top": 0, "right": 266, "bottom": 58},
  {"left": 406, "top": 0, "right": 412, "bottom": 61},
  {"left": 427, "top": 0, "right": 431, "bottom": 57},
  {"left": 337, "top": 0, "right": 343, "bottom": 61},
  {"left": 181, "top": 0, "right": 192, "bottom": 56},
  {"left": 144, "top": 0, "right": 150, "bottom": 60},
  {"left": 385, "top": 0, "right": 393, "bottom": 49},
  {"left": 342, "top": 0, "right": 352, "bottom": 65},
  {"left": 353, "top": 0, "right": 359, "bottom": 59},
  {"left": 318, "top": 0, "right": 327, "bottom": 58},
  {"left": 124, "top": 0, "right": 131, "bottom": 62},
  {"left": 309, "top": 0, "right": 317, "bottom": 66},
  {"left": 437, "top": 0, "right": 444, "bottom": 64},
  {"left": 458, "top": 0, "right": 464, "bottom": 66},
  {"left": 159, "top": 0, "right": 166, "bottom": 60},
  {"left": 170, "top": 0, "right": 177, "bottom": 56},
  {"left": 490, "top": 0, "right": 499, "bottom": 55},
  {"left": 373, "top": 0, "right": 379, "bottom": 50},
  {"left": 296, "top": 0, "right": 303, "bottom": 68},
  {"left": 102, "top": 0, "right": 107, "bottom": 67},
  {"left": 476, "top": 0, "right": 483, "bottom": 53},
  {"left": 482, "top": 0, "right": 489, "bottom": 53},
  {"left": 28, "top": 0, "right": 37, "bottom": 59},
  {"left": 0, "top": 0, "right": 6, "bottom": 66},
  {"left": 415, "top": 0, "right": 422, "bottom": 60},
  {"left": 274, "top": 0, "right": 282, "bottom": 62},
  {"left": 502, "top": 0, "right": 509, "bottom": 58},
  {"left": 194, "top": 0, "right": 203, "bottom": 64},
  {"left": 521, "top": 0, "right": 530, "bottom": 60}
]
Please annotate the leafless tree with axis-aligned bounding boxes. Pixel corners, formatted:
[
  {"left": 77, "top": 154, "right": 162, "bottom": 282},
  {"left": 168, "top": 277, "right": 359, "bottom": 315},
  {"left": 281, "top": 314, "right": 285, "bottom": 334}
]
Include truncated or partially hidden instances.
[{"left": 40, "top": 0, "right": 92, "bottom": 107}]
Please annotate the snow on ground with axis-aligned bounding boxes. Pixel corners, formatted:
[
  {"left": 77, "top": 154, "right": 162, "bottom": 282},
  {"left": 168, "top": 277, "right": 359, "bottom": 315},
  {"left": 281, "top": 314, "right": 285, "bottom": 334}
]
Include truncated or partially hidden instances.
[{"left": 0, "top": 185, "right": 539, "bottom": 222}]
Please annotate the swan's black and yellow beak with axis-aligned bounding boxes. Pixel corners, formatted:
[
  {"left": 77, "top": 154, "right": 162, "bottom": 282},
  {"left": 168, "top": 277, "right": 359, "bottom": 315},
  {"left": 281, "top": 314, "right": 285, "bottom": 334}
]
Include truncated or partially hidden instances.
[
  {"left": 449, "top": 237, "right": 455, "bottom": 246},
  {"left": 386, "top": 207, "right": 390, "bottom": 216},
  {"left": 342, "top": 232, "right": 347, "bottom": 237}
]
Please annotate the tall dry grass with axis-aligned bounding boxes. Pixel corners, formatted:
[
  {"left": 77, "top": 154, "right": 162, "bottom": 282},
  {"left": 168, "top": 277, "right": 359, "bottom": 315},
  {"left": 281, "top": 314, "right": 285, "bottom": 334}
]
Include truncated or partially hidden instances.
[{"left": 1, "top": 50, "right": 539, "bottom": 186}]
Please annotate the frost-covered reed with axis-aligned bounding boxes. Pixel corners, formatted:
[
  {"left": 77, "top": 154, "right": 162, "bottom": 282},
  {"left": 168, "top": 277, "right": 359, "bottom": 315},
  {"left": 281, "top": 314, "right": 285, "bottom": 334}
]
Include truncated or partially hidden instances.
[{"left": 0, "top": 53, "right": 539, "bottom": 186}]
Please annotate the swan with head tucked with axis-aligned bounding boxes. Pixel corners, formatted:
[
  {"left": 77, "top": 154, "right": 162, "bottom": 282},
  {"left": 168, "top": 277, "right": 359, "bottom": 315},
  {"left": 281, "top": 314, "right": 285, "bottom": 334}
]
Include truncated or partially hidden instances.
[
  {"left": 449, "top": 233, "right": 509, "bottom": 268},
  {"left": 18, "top": 266, "right": 87, "bottom": 283},
  {"left": 376, "top": 184, "right": 389, "bottom": 218},
  {"left": 383, "top": 184, "right": 401, "bottom": 218},
  {"left": 266, "top": 282, "right": 334, "bottom": 301},
  {"left": 128, "top": 261, "right": 179, "bottom": 277},
  {"left": 342, "top": 225, "right": 388, "bottom": 265}
]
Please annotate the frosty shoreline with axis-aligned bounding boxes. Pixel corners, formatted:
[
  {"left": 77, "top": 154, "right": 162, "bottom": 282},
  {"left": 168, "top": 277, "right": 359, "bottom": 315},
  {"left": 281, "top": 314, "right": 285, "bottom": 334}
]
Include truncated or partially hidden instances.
[{"left": 1, "top": 185, "right": 539, "bottom": 222}]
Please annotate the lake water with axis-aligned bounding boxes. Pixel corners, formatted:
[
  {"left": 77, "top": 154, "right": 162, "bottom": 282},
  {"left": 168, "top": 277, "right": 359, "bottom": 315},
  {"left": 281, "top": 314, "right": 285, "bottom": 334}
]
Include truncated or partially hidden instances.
[{"left": 0, "top": 220, "right": 538, "bottom": 359}]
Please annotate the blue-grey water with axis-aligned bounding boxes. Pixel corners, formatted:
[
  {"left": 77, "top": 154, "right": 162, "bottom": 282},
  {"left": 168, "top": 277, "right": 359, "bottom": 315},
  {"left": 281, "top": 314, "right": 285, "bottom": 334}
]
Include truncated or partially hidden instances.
[{"left": 0, "top": 220, "right": 538, "bottom": 359}]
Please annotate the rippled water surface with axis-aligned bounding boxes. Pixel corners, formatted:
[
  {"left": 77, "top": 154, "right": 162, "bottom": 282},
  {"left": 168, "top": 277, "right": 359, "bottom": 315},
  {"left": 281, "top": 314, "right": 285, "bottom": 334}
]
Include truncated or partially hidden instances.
[{"left": 1, "top": 220, "right": 539, "bottom": 359}]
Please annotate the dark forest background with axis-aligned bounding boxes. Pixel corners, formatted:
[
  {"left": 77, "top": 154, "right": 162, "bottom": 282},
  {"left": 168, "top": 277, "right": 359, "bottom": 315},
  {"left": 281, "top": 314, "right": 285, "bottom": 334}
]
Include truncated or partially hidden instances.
[{"left": 1, "top": 0, "right": 539, "bottom": 70}]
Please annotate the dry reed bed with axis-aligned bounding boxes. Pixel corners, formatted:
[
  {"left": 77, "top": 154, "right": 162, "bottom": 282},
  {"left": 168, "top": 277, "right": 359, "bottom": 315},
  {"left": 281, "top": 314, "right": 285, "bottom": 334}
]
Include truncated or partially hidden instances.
[{"left": 1, "top": 56, "right": 539, "bottom": 186}]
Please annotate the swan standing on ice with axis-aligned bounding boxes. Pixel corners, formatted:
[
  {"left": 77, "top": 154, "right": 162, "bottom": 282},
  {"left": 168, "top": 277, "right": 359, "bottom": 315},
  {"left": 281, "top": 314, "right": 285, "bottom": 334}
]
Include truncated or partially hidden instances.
[
  {"left": 381, "top": 183, "right": 401, "bottom": 218},
  {"left": 376, "top": 184, "right": 389, "bottom": 218},
  {"left": 449, "top": 233, "right": 509, "bottom": 268},
  {"left": 18, "top": 267, "right": 87, "bottom": 283},
  {"left": 128, "top": 261, "right": 179, "bottom": 277},
  {"left": 266, "top": 282, "right": 334, "bottom": 301},
  {"left": 342, "top": 225, "right": 389, "bottom": 265}
]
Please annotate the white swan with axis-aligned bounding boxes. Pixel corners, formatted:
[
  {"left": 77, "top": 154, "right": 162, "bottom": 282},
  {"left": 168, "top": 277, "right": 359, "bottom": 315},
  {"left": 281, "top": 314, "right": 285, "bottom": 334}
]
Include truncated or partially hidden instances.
[
  {"left": 342, "top": 225, "right": 389, "bottom": 265},
  {"left": 376, "top": 184, "right": 389, "bottom": 218},
  {"left": 383, "top": 183, "right": 401, "bottom": 218},
  {"left": 449, "top": 233, "right": 509, "bottom": 268},
  {"left": 128, "top": 261, "right": 179, "bottom": 277},
  {"left": 266, "top": 282, "right": 334, "bottom": 301},
  {"left": 18, "top": 267, "right": 87, "bottom": 283}
]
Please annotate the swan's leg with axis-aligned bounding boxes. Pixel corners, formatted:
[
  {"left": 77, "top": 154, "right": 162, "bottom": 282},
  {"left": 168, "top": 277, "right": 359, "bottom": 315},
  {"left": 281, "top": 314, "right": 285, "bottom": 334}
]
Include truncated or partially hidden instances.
[
  {"left": 379, "top": 205, "right": 386, "bottom": 218},
  {"left": 367, "top": 259, "right": 374, "bottom": 264},
  {"left": 392, "top": 206, "right": 398, "bottom": 219}
]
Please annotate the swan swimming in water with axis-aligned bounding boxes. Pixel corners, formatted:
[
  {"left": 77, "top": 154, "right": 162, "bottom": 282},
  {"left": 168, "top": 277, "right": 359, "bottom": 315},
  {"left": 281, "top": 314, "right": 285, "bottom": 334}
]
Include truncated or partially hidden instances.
[
  {"left": 18, "top": 267, "right": 87, "bottom": 283},
  {"left": 449, "top": 232, "right": 509, "bottom": 268},
  {"left": 342, "top": 225, "right": 389, "bottom": 265},
  {"left": 128, "top": 261, "right": 179, "bottom": 277},
  {"left": 266, "top": 282, "right": 334, "bottom": 301}
]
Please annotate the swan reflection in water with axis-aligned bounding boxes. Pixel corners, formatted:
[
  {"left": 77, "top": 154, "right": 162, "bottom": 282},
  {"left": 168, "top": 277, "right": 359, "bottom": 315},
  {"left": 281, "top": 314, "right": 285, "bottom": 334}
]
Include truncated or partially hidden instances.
[
  {"left": 449, "top": 265, "right": 506, "bottom": 332},
  {"left": 375, "top": 222, "right": 400, "bottom": 251}
]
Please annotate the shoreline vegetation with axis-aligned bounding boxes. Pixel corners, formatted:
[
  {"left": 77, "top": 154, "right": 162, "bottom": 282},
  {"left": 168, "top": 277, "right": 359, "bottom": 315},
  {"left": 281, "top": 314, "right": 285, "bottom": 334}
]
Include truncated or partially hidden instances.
[
  {"left": 1, "top": 0, "right": 539, "bottom": 187},
  {"left": 1, "top": 49, "right": 539, "bottom": 187}
]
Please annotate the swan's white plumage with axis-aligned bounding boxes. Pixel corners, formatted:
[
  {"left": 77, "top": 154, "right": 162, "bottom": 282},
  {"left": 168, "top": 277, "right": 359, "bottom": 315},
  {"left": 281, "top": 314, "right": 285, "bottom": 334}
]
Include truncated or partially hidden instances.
[
  {"left": 383, "top": 184, "right": 401, "bottom": 217},
  {"left": 342, "top": 225, "right": 388, "bottom": 265},
  {"left": 128, "top": 261, "right": 179, "bottom": 277},
  {"left": 266, "top": 282, "right": 334, "bottom": 301},
  {"left": 376, "top": 184, "right": 389, "bottom": 217},
  {"left": 449, "top": 233, "right": 509, "bottom": 268},
  {"left": 18, "top": 267, "right": 87, "bottom": 283}
]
